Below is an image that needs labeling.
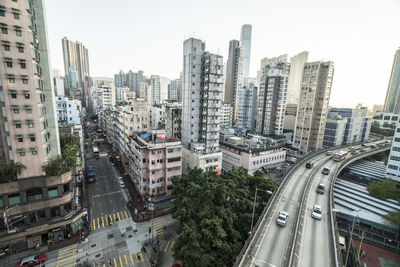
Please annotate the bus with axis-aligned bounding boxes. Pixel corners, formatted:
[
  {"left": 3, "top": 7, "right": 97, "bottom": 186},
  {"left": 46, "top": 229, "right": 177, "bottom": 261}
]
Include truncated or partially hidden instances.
[
  {"left": 86, "top": 166, "right": 96, "bottom": 183},
  {"left": 333, "top": 151, "right": 348, "bottom": 162},
  {"left": 93, "top": 146, "right": 99, "bottom": 159}
]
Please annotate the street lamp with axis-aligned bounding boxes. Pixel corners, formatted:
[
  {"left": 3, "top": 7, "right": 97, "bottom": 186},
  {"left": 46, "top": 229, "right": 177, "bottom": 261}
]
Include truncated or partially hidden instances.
[
  {"left": 344, "top": 208, "right": 361, "bottom": 267},
  {"left": 250, "top": 187, "right": 272, "bottom": 236}
]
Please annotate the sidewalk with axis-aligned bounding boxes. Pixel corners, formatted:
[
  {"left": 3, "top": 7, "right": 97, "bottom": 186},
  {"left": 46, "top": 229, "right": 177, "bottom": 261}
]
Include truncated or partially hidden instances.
[{"left": 0, "top": 245, "right": 48, "bottom": 266}]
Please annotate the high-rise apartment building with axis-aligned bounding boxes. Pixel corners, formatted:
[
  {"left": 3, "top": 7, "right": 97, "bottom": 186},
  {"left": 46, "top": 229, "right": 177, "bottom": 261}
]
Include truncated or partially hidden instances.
[
  {"left": 168, "top": 79, "right": 181, "bottom": 102},
  {"left": 61, "top": 37, "right": 90, "bottom": 90},
  {"left": 0, "top": 0, "right": 87, "bottom": 249},
  {"left": 256, "top": 55, "right": 289, "bottom": 136},
  {"left": 224, "top": 40, "right": 242, "bottom": 105},
  {"left": 293, "top": 61, "right": 334, "bottom": 155},
  {"left": 287, "top": 51, "right": 308, "bottom": 105},
  {"left": 384, "top": 48, "right": 400, "bottom": 113},
  {"left": 181, "top": 38, "right": 223, "bottom": 172},
  {"left": 235, "top": 82, "right": 257, "bottom": 136},
  {"left": 150, "top": 75, "right": 161, "bottom": 105},
  {"left": 114, "top": 70, "right": 126, "bottom": 88},
  {"left": 385, "top": 115, "right": 400, "bottom": 182},
  {"left": 221, "top": 103, "right": 233, "bottom": 129},
  {"left": 240, "top": 24, "right": 252, "bottom": 78},
  {"left": 114, "top": 70, "right": 145, "bottom": 97}
]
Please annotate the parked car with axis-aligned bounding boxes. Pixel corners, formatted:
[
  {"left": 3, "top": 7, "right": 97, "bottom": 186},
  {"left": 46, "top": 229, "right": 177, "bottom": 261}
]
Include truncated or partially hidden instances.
[
  {"left": 15, "top": 254, "right": 47, "bottom": 267},
  {"left": 312, "top": 205, "right": 322, "bottom": 220},
  {"left": 276, "top": 211, "right": 289, "bottom": 226},
  {"left": 119, "top": 181, "right": 125, "bottom": 188}
]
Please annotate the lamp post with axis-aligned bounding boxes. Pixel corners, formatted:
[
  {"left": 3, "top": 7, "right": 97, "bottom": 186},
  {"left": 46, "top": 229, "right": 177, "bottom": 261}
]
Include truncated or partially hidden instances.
[
  {"left": 344, "top": 209, "right": 361, "bottom": 267},
  {"left": 250, "top": 187, "right": 272, "bottom": 236}
]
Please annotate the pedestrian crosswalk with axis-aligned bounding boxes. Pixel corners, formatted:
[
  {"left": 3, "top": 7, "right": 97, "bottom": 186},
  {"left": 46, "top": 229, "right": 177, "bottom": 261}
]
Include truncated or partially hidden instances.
[
  {"left": 92, "top": 210, "right": 130, "bottom": 231},
  {"left": 150, "top": 217, "right": 164, "bottom": 238},
  {"left": 96, "top": 250, "right": 149, "bottom": 267},
  {"left": 56, "top": 244, "right": 77, "bottom": 267}
]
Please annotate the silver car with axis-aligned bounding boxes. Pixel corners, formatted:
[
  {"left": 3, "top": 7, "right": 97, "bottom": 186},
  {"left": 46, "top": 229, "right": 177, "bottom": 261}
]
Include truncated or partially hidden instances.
[{"left": 276, "top": 211, "right": 289, "bottom": 226}]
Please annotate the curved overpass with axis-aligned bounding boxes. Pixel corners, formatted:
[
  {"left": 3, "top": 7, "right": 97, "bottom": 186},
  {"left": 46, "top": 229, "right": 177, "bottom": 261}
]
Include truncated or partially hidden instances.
[{"left": 237, "top": 141, "right": 390, "bottom": 267}]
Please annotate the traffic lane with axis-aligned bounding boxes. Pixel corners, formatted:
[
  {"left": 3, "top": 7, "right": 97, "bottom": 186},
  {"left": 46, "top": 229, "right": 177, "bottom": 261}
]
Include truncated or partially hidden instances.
[
  {"left": 299, "top": 160, "right": 336, "bottom": 267},
  {"left": 89, "top": 157, "right": 126, "bottom": 219},
  {"left": 251, "top": 155, "right": 328, "bottom": 266}
]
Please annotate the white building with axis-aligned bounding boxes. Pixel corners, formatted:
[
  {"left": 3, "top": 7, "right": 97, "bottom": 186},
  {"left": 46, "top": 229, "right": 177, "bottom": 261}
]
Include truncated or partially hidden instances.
[
  {"left": 56, "top": 96, "right": 82, "bottom": 126},
  {"left": 53, "top": 75, "right": 66, "bottom": 96},
  {"left": 221, "top": 103, "right": 233, "bottom": 129},
  {"left": 256, "top": 55, "right": 289, "bottom": 136},
  {"left": 95, "top": 79, "right": 115, "bottom": 112},
  {"left": 385, "top": 115, "right": 400, "bottom": 182},
  {"left": 165, "top": 103, "right": 182, "bottom": 140},
  {"left": 168, "top": 79, "right": 182, "bottom": 102},
  {"left": 235, "top": 82, "right": 257, "bottom": 136},
  {"left": 150, "top": 75, "right": 161, "bottom": 105},
  {"left": 287, "top": 51, "right": 308, "bottom": 105},
  {"left": 373, "top": 111, "right": 399, "bottom": 128},
  {"left": 181, "top": 37, "right": 223, "bottom": 172},
  {"left": 116, "top": 86, "right": 130, "bottom": 102},
  {"left": 240, "top": 24, "right": 252, "bottom": 78}
]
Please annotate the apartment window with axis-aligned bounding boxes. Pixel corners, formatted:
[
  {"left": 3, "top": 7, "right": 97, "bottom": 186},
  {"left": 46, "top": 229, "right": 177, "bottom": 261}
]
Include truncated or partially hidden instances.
[
  {"left": 17, "top": 46, "right": 23, "bottom": 53},
  {"left": 19, "top": 62, "right": 26, "bottom": 69},
  {"left": 5, "top": 58, "right": 13, "bottom": 67},
  {"left": 390, "top": 156, "right": 400, "bottom": 162},
  {"left": 151, "top": 160, "right": 155, "bottom": 165},
  {"left": 22, "top": 78, "right": 28, "bottom": 84},
  {"left": 63, "top": 183, "right": 70, "bottom": 193},
  {"left": 14, "top": 120, "right": 21, "bottom": 128},
  {"left": 9, "top": 77, "right": 15, "bottom": 83},
  {"left": 13, "top": 13, "right": 19, "bottom": 19},
  {"left": 50, "top": 207, "right": 61, "bottom": 218},
  {"left": 9, "top": 90, "right": 17, "bottom": 98},
  {"left": 64, "top": 202, "right": 72, "bottom": 213},
  {"left": 8, "top": 193, "right": 21, "bottom": 206},
  {"left": 24, "top": 105, "right": 32, "bottom": 113},
  {"left": 395, "top": 138, "right": 400, "bottom": 142},
  {"left": 3, "top": 44, "right": 10, "bottom": 51},
  {"left": 16, "top": 134, "right": 23, "bottom": 142},
  {"left": 29, "top": 134, "right": 35, "bottom": 142},
  {"left": 12, "top": 105, "right": 19, "bottom": 114},
  {"left": 1, "top": 27, "right": 7, "bottom": 34},
  {"left": 26, "top": 188, "right": 43, "bottom": 202},
  {"left": 27, "top": 120, "right": 33, "bottom": 128},
  {"left": 388, "top": 164, "right": 398, "bottom": 170},
  {"left": 0, "top": 10, "right": 4, "bottom": 17},
  {"left": 30, "top": 147, "right": 37, "bottom": 155},
  {"left": 48, "top": 187, "right": 59, "bottom": 198},
  {"left": 393, "top": 146, "right": 400, "bottom": 152},
  {"left": 167, "top": 157, "right": 180, "bottom": 163},
  {"left": 15, "top": 30, "right": 21, "bottom": 36},
  {"left": 17, "top": 148, "right": 25, "bottom": 156},
  {"left": 29, "top": 210, "right": 46, "bottom": 223}
]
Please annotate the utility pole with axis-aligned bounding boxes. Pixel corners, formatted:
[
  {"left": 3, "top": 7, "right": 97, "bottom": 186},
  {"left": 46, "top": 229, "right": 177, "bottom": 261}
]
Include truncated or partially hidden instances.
[{"left": 250, "top": 188, "right": 272, "bottom": 236}]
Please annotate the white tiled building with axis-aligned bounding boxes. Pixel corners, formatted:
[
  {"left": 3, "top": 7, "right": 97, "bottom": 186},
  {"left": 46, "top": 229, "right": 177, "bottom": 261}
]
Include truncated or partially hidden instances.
[{"left": 385, "top": 115, "right": 400, "bottom": 182}]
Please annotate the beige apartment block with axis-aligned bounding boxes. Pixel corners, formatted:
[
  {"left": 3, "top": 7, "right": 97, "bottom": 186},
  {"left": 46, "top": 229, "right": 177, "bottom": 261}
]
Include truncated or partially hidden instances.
[{"left": 293, "top": 61, "right": 334, "bottom": 155}]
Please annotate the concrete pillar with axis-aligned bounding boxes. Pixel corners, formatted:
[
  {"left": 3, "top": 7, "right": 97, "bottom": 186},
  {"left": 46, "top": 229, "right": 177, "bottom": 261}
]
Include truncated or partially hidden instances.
[{"left": 20, "top": 191, "right": 27, "bottom": 205}]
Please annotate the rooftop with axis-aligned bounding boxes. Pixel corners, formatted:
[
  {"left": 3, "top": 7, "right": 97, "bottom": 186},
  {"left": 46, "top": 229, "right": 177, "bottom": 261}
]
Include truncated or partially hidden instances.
[
  {"left": 345, "top": 160, "right": 386, "bottom": 181},
  {"left": 219, "top": 139, "right": 281, "bottom": 154}
]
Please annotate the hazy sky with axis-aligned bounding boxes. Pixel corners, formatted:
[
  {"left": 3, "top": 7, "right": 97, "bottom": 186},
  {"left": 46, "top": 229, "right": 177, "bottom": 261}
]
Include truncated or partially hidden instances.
[{"left": 45, "top": 0, "right": 400, "bottom": 109}]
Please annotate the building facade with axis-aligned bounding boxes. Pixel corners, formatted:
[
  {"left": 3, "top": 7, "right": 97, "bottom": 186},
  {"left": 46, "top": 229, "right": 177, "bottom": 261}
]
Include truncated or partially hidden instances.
[
  {"left": 165, "top": 102, "right": 182, "bottom": 140},
  {"left": 385, "top": 115, "right": 400, "bottom": 182},
  {"left": 127, "top": 130, "right": 182, "bottom": 198},
  {"left": 373, "top": 111, "right": 399, "bottom": 128},
  {"left": 256, "top": 55, "right": 289, "bottom": 136},
  {"left": 168, "top": 78, "right": 181, "bottom": 102},
  {"left": 55, "top": 97, "right": 82, "bottom": 126},
  {"left": 293, "top": 61, "right": 334, "bottom": 155},
  {"left": 181, "top": 38, "right": 223, "bottom": 171},
  {"left": 224, "top": 40, "right": 241, "bottom": 106},
  {"left": 149, "top": 74, "right": 161, "bottom": 105},
  {"left": 221, "top": 103, "right": 233, "bottom": 129},
  {"left": 383, "top": 48, "right": 400, "bottom": 113},
  {"left": 287, "top": 51, "right": 308, "bottom": 105},
  {"left": 240, "top": 24, "right": 252, "bottom": 78},
  {"left": 235, "top": 82, "right": 257, "bottom": 136}
]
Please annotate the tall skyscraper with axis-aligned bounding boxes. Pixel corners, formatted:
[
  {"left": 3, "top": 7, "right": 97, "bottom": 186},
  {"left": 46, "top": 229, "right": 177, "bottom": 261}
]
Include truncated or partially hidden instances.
[
  {"left": 256, "top": 55, "right": 290, "bottom": 136},
  {"left": 294, "top": 61, "right": 335, "bottom": 155},
  {"left": 385, "top": 114, "right": 400, "bottom": 182},
  {"left": 168, "top": 79, "right": 182, "bottom": 102},
  {"left": 235, "top": 82, "right": 258, "bottom": 136},
  {"left": 149, "top": 75, "right": 161, "bottom": 105},
  {"left": 114, "top": 70, "right": 126, "bottom": 88},
  {"left": 384, "top": 48, "right": 400, "bottom": 113},
  {"left": 240, "top": 24, "right": 252, "bottom": 78},
  {"left": 0, "top": 0, "right": 61, "bottom": 177},
  {"left": 61, "top": 37, "right": 90, "bottom": 90},
  {"left": 181, "top": 38, "right": 223, "bottom": 172},
  {"left": 224, "top": 40, "right": 242, "bottom": 104},
  {"left": 287, "top": 51, "right": 308, "bottom": 105}
]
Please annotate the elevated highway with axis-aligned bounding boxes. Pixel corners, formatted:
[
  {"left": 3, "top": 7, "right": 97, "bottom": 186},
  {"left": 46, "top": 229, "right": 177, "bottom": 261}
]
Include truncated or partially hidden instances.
[{"left": 237, "top": 141, "right": 390, "bottom": 267}]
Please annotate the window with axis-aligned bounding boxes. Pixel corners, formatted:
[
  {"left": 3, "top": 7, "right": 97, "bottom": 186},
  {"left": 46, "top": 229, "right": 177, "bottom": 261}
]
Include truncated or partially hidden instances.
[
  {"left": 8, "top": 193, "right": 21, "bottom": 206},
  {"left": 167, "top": 157, "right": 180, "bottom": 163},
  {"left": 1, "top": 27, "right": 7, "bottom": 34},
  {"left": 10, "top": 91, "right": 17, "bottom": 98},
  {"left": 390, "top": 156, "right": 400, "bottom": 162},
  {"left": 6, "top": 61, "right": 12, "bottom": 68},
  {"left": 16, "top": 135, "right": 23, "bottom": 142},
  {"left": 19, "top": 62, "right": 26, "bottom": 69},
  {"left": 0, "top": 10, "right": 4, "bottom": 17},
  {"left": 0, "top": 198, "right": 3, "bottom": 208},
  {"left": 3, "top": 44, "right": 10, "bottom": 51},
  {"left": 29, "top": 210, "right": 46, "bottom": 223},
  {"left": 24, "top": 92, "right": 30, "bottom": 99},
  {"left": 393, "top": 146, "right": 400, "bottom": 152},
  {"left": 17, "top": 148, "right": 25, "bottom": 156},
  {"left": 388, "top": 164, "right": 398, "bottom": 170},
  {"left": 24, "top": 105, "right": 32, "bottom": 113},
  {"left": 29, "top": 134, "right": 35, "bottom": 142},
  {"left": 26, "top": 188, "right": 43, "bottom": 202},
  {"left": 17, "top": 45, "right": 23, "bottom": 53},
  {"left": 48, "top": 187, "right": 59, "bottom": 198},
  {"left": 30, "top": 147, "right": 37, "bottom": 155},
  {"left": 12, "top": 106, "right": 19, "bottom": 114},
  {"left": 63, "top": 183, "right": 70, "bottom": 193},
  {"left": 27, "top": 120, "right": 33, "bottom": 128},
  {"left": 9, "top": 77, "right": 15, "bottom": 83},
  {"left": 395, "top": 138, "right": 400, "bottom": 142},
  {"left": 14, "top": 120, "right": 21, "bottom": 128},
  {"left": 22, "top": 78, "right": 28, "bottom": 84},
  {"left": 50, "top": 207, "right": 61, "bottom": 218},
  {"left": 15, "top": 30, "right": 21, "bottom": 36},
  {"left": 13, "top": 13, "right": 19, "bottom": 19},
  {"left": 64, "top": 202, "right": 72, "bottom": 213}
]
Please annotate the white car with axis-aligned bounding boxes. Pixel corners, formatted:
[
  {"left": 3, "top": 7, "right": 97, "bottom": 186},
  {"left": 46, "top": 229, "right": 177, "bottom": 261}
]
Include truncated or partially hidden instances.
[
  {"left": 312, "top": 205, "right": 322, "bottom": 220},
  {"left": 119, "top": 181, "right": 125, "bottom": 188},
  {"left": 117, "top": 176, "right": 123, "bottom": 181},
  {"left": 276, "top": 211, "right": 289, "bottom": 226}
]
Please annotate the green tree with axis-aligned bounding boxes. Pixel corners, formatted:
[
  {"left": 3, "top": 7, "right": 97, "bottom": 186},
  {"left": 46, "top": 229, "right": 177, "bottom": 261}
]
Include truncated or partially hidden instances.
[
  {"left": 384, "top": 210, "right": 400, "bottom": 228},
  {"left": 171, "top": 167, "right": 277, "bottom": 266},
  {"left": 0, "top": 162, "right": 26, "bottom": 183}
]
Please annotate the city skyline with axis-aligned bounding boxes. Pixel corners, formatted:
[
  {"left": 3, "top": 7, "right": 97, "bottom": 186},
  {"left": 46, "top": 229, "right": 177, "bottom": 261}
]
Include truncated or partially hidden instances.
[{"left": 44, "top": 0, "right": 400, "bottom": 110}]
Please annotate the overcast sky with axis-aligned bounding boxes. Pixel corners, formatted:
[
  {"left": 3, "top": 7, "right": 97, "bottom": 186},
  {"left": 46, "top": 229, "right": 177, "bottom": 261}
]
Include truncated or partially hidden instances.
[{"left": 44, "top": 0, "right": 400, "bottom": 109}]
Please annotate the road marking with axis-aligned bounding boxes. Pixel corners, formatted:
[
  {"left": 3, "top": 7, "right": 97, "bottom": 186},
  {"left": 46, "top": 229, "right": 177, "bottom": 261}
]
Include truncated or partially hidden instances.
[
  {"left": 102, "top": 217, "right": 105, "bottom": 228},
  {"left": 124, "top": 210, "right": 129, "bottom": 219},
  {"left": 97, "top": 217, "right": 100, "bottom": 229},
  {"left": 105, "top": 215, "right": 108, "bottom": 226},
  {"left": 117, "top": 212, "right": 121, "bottom": 221},
  {"left": 119, "top": 255, "right": 123, "bottom": 267},
  {"left": 164, "top": 241, "right": 171, "bottom": 252},
  {"left": 93, "top": 219, "right": 96, "bottom": 230},
  {"left": 130, "top": 253, "right": 134, "bottom": 264},
  {"left": 139, "top": 251, "right": 144, "bottom": 262},
  {"left": 170, "top": 241, "right": 175, "bottom": 252},
  {"left": 113, "top": 258, "right": 117, "bottom": 267},
  {"left": 113, "top": 213, "right": 116, "bottom": 221},
  {"left": 143, "top": 250, "right": 151, "bottom": 266},
  {"left": 124, "top": 254, "right": 128, "bottom": 265},
  {"left": 135, "top": 252, "right": 139, "bottom": 262},
  {"left": 56, "top": 258, "right": 76, "bottom": 267}
]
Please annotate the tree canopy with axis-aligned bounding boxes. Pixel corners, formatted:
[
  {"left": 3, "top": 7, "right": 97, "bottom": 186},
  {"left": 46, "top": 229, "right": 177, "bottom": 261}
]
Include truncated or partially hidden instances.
[
  {"left": 42, "top": 134, "right": 80, "bottom": 176},
  {"left": 0, "top": 162, "right": 26, "bottom": 183},
  {"left": 171, "top": 167, "right": 277, "bottom": 266},
  {"left": 367, "top": 179, "right": 400, "bottom": 227}
]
